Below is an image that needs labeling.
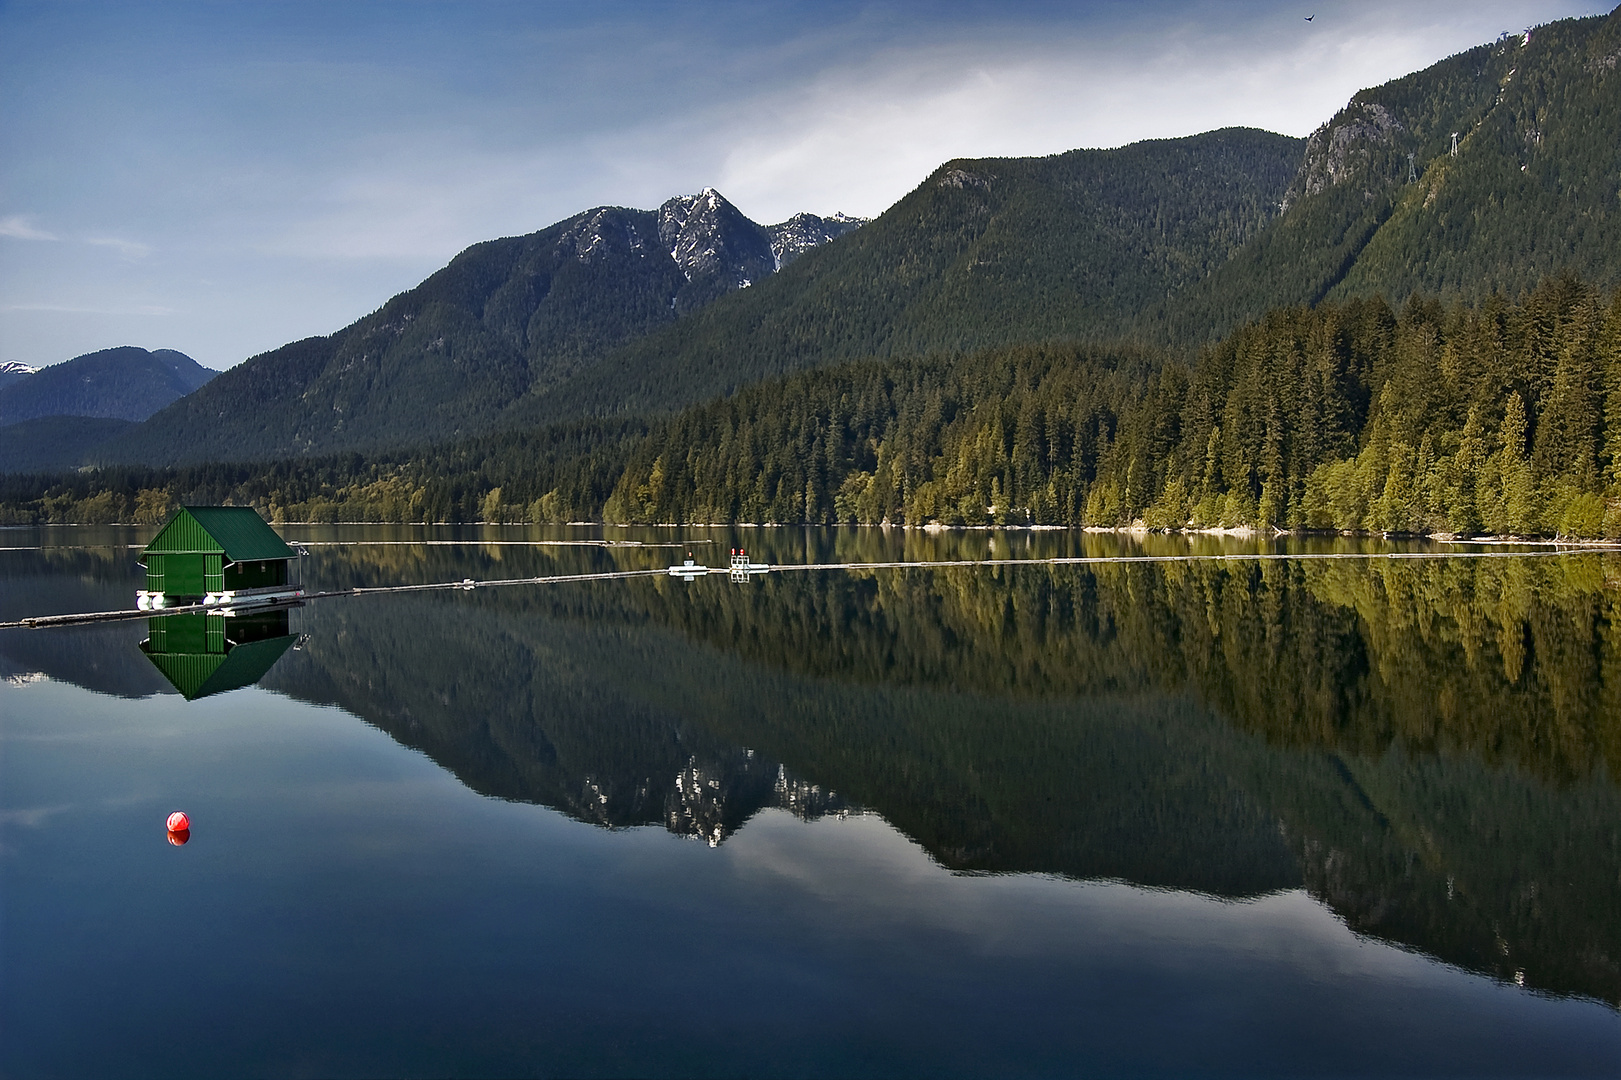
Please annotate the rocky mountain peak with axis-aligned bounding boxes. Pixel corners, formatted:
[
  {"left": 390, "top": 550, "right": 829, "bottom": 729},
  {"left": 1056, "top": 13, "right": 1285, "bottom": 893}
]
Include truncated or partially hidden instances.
[
  {"left": 550, "top": 191, "right": 867, "bottom": 298},
  {"left": 657, "top": 188, "right": 776, "bottom": 290},
  {"left": 560, "top": 206, "right": 653, "bottom": 263},
  {"left": 765, "top": 211, "right": 868, "bottom": 269},
  {"left": 1283, "top": 99, "right": 1406, "bottom": 211}
]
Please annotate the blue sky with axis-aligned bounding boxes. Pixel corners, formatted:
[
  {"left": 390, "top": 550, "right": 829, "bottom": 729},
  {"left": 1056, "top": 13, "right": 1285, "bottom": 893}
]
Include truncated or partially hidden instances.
[{"left": 0, "top": 1, "right": 1611, "bottom": 371}]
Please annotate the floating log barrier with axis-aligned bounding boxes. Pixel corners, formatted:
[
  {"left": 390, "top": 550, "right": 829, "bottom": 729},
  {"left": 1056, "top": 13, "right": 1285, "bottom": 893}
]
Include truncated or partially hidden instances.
[{"left": 0, "top": 547, "right": 1597, "bottom": 631}]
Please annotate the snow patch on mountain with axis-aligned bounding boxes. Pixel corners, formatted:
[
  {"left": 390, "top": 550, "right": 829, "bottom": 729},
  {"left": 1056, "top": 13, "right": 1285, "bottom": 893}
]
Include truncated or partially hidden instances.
[
  {"left": 766, "top": 212, "right": 867, "bottom": 270},
  {"left": 554, "top": 190, "right": 866, "bottom": 310},
  {"left": 0, "top": 361, "right": 40, "bottom": 392},
  {"left": 657, "top": 188, "right": 776, "bottom": 290},
  {"left": 560, "top": 207, "right": 653, "bottom": 263}
]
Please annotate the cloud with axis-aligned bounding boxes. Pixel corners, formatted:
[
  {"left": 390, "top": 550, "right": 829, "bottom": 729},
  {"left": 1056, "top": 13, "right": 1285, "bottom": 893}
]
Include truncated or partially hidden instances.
[
  {"left": 1, "top": 303, "right": 175, "bottom": 316},
  {"left": 0, "top": 215, "right": 59, "bottom": 241},
  {"left": 0, "top": 216, "right": 147, "bottom": 256},
  {"left": 83, "top": 235, "right": 152, "bottom": 258},
  {"left": 244, "top": 5, "right": 1453, "bottom": 259}
]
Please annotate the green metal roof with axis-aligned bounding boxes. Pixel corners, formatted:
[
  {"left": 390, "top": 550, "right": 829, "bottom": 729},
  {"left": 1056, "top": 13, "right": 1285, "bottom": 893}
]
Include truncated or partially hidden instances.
[
  {"left": 142, "top": 634, "right": 298, "bottom": 700},
  {"left": 144, "top": 506, "right": 294, "bottom": 562}
]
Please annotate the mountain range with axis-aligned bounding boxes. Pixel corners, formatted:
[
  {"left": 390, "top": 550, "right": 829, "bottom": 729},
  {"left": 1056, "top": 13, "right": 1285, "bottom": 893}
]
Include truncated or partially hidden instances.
[
  {"left": 15, "top": 7, "right": 1621, "bottom": 475},
  {"left": 0, "top": 347, "right": 215, "bottom": 471},
  {"left": 0, "top": 346, "right": 214, "bottom": 426},
  {"left": 97, "top": 196, "right": 867, "bottom": 467},
  {"left": 99, "top": 130, "right": 1301, "bottom": 467}
]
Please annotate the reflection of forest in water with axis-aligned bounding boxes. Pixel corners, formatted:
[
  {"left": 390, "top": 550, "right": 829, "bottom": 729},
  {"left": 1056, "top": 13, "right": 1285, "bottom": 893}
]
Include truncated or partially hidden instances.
[{"left": 4, "top": 527, "right": 1620, "bottom": 1007}]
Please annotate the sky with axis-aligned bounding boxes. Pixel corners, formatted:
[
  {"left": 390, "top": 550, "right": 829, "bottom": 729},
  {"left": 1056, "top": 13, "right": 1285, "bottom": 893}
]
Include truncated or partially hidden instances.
[{"left": 0, "top": 0, "right": 1613, "bottom": 372}]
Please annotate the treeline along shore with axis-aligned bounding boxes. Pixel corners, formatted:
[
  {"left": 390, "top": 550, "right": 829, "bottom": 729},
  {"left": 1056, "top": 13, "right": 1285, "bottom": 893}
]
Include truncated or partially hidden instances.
[{"left": 5, "top": 274, "right": 1621, "bottom": 538}]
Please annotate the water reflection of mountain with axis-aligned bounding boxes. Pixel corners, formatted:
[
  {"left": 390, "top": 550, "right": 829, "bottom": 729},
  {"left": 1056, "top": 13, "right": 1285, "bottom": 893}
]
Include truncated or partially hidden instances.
[
  {"left": 6, "top": 532, "right": 1620, "bottom": 1006},
  {"left": 0, "top": 544, "right": 170, "bottom": 697},
  {"left": 288, "top": 529, "right": 1621, "bottom": 782},
  {"left": 260, "top": 595, "right": 859, "bottom": 846},
  {"left": 271, "top": 545, "right": 1621, "bottom": 1008}
]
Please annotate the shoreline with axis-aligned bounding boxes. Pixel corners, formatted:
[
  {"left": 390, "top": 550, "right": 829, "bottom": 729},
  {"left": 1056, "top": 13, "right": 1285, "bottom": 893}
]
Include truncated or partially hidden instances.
[{"left": 8, "top": 520, "right": 1621, "bottom": 548}]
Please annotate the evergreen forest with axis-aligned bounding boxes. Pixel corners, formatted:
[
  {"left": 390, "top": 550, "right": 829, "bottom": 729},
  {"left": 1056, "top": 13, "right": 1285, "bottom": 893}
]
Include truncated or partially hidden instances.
[{"left": 8, "top": 274, "right": 1621, "bottom": 539}]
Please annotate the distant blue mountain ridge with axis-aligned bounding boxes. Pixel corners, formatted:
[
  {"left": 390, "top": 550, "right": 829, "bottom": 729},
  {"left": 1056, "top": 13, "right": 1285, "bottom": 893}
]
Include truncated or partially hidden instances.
[{"left": 0, "top": 346, "right": 216, "bottom": 471}]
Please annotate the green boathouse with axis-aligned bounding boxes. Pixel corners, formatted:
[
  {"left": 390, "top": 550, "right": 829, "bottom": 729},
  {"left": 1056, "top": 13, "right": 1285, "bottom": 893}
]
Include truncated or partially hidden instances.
[{"left": 141, "top": 506, "right": 297, "bottom": 606}]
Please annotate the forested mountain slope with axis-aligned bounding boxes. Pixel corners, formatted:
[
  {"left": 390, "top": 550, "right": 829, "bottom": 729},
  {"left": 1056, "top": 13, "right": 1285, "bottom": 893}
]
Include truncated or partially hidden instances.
[
  {"left": 100, "top": 122, "right": 1297, "bottom": 469},
  {"left": 503, "top": 128, "right": 1300, "bottom": 427},
  {"left": 0, "top": 346, "right": 213, "bottom": 425},
  {"left": 99, "top": 193, "right": 862, "bottom": 466},
  {"left": 580, "top": 276, "right": 1621, "bottom": 537},
  {"left": 15, "top": 274, "right": 1619, "bottom": 541},
  {"left": 1156, "top": 9, "right": 1621, "bottom": 343},
  {"left": 0, "top": 347, "right": 214, "bottom": 472},
  {"left": 523, "top": 9, "right": 1621, "bottom": 423},
  {"left": 0, "top": 417, "right": 138, "bottom": 474}
]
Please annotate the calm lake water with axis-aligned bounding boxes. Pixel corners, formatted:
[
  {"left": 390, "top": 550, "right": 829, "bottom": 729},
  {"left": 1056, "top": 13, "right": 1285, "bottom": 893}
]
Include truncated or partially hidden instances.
[{"left": 4, "top": 525, "right": 1621, "bottom": 1078}]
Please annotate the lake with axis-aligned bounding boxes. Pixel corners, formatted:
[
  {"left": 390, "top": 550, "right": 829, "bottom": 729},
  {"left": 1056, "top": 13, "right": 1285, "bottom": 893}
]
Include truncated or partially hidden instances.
[{"left": 4, "top": 525, "right": 1620, "bottom": 1078}]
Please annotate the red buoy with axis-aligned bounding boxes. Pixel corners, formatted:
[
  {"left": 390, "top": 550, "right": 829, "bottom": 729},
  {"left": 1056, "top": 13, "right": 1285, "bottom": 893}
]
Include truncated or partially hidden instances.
[
  {"left": 167, "top": 828, "right": 190, "bottom": 846},
  {"left": 166, "top": 811, "right": 190, "bottom": 833}
]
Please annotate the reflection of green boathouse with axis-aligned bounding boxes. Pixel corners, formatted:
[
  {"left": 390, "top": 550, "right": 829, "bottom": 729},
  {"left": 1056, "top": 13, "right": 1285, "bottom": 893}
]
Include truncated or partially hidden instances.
[
  {"left": 138, "top": 506, "right": 300, "bottom": 609},
  {"left": 142, "top": 609, "right": 299, "bottom": 700}
]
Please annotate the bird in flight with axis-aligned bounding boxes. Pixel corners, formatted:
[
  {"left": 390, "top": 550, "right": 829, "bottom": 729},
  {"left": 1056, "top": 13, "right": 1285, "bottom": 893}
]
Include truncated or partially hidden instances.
[{"left": 1305, "top": 14, "right": 1315, "bottom": 20}]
